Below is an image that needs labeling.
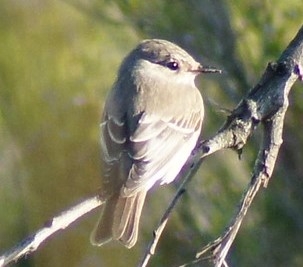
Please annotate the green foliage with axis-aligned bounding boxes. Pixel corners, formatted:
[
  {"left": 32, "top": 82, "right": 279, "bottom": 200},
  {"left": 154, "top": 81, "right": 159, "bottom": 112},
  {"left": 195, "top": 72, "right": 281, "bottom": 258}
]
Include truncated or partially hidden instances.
[{"left": 0, "top": 0, "right": 303, "bottom": 266}]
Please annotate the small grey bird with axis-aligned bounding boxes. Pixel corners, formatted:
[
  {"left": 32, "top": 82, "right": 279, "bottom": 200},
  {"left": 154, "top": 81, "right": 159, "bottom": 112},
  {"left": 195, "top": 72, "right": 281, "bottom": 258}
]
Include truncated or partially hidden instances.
[{"left": 91, "top": 39, "right": 220, "bottom": 248}]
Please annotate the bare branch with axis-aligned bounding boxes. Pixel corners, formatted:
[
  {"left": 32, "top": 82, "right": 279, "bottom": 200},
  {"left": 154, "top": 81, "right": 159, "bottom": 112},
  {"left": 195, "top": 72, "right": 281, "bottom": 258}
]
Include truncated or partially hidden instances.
[
  {"left": 194, "top": 25, "right": 303, "bottom": 266},
  {"left": 146, "top": 25, "right": 302, "bottom": 267},
  {"left": 0, "top": 196, "right": 103, "bottom": 267},
  {"left": 138, "top": 187, "right": 186, "bottom": 267},
  {"left": 138, "top": 155, "right": 205, "bottom": 267}
]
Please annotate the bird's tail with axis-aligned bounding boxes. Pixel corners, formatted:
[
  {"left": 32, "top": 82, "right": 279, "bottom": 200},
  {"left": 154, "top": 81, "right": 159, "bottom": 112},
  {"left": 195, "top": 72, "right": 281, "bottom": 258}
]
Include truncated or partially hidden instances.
[{"left": 90, "top": 190, "right": 147, "bottom": 248}]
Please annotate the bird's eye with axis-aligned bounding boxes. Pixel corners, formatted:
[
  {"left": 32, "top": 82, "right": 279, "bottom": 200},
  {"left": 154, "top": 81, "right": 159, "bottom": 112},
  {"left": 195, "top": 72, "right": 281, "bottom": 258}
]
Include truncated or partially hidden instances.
[{"left": 166, "top": 61, "right": 179, "bottom": 71}]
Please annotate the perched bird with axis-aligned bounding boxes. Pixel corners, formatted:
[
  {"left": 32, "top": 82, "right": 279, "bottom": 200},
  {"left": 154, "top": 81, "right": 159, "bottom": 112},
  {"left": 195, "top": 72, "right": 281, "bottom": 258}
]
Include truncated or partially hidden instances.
[{"left": 90, "top": 39, "right": 220, "bottom": 248}]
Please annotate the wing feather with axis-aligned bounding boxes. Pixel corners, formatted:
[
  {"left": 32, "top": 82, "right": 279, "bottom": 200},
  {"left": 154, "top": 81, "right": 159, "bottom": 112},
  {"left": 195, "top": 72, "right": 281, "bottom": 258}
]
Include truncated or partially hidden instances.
[
  {"left": 122, "top": 109, "right": 203, "bottom": 196},
  {"left": 101, "top": 86, "right": 204, "bottom": 197}
]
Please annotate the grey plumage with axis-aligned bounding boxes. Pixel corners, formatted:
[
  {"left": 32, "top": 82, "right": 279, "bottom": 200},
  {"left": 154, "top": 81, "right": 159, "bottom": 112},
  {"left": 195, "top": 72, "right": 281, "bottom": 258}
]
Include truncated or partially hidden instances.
[{"left": 90, "top": 39, "right": 215, "bottom": 248}]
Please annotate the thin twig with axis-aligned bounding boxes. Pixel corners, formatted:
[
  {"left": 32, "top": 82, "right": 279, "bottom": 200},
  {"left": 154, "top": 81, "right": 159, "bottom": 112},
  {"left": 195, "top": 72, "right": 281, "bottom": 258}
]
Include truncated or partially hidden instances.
[
  {"left": 0, "top": 196, "right": 103, "bottom": 267},
  {"left": 138, "top": 188, "right": 186, "bottom": 267},
  {"left": 138, "top": 149, "right": 204, "bottom": 267}
]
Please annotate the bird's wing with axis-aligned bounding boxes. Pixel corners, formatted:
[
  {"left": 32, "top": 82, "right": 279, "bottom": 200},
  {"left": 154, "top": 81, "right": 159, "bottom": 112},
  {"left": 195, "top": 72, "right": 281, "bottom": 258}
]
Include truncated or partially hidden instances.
[
  {"left": 100, "top": 112, "right": 131, "bottom": 196},
  {"left": 122, "top": 109, "right": 203, "bottom": 196}
]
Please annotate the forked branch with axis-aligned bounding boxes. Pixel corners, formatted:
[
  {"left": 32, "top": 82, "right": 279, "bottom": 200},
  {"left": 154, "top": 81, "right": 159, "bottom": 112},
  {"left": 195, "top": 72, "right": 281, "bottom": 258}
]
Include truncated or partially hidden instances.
[{"left": 140, "top": 25, "right": 303, "bottom": 267}]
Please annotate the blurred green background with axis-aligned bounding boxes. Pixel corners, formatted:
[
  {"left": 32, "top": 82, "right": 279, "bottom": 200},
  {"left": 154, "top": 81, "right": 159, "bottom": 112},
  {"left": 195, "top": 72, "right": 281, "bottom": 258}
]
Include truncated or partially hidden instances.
[{"left": 0, "top": 1, "right": 303, "bottom": 266}]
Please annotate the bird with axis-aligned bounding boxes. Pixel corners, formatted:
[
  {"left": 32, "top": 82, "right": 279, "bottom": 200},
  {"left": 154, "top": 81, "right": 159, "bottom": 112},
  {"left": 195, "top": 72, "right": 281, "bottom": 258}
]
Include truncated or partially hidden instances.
[{"left": 90, "top": 39, "right": 221, "bottom": 248}]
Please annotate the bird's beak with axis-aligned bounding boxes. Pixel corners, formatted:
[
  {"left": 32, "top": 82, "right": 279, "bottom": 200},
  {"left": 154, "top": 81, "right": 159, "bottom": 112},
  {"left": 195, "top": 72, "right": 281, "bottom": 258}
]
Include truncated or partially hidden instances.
[{"left": 196, "top": 64, "right": 222, "bottom": 74}]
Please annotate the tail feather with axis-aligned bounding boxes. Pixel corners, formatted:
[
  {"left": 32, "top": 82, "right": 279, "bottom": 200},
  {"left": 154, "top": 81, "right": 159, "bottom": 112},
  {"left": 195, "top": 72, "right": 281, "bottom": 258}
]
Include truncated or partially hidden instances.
[
  {"left": 90, "top": 190, "right": 147, "bottom": 248},
  {"left": 116, "top": 191, "right": 146, "bottom": 248},
  {"left": 112, "top": 194, "right": 135, "bottom": 240},
  {"left": 90, "top": 194, "right": 119, "bottom": 246}
]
